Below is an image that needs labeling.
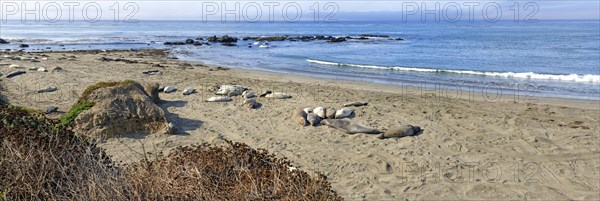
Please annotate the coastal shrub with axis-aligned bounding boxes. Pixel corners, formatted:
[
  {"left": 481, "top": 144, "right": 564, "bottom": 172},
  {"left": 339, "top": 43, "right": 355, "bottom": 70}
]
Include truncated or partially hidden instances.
[
  {"left": 59, "top": 99, "right": 94, "bottom": 126},
  {"left": 0, "top": 102, "right": 343, "bottom": 200},
  {"left": 0, "top": 103, "right": 124, "bottom": 200}
]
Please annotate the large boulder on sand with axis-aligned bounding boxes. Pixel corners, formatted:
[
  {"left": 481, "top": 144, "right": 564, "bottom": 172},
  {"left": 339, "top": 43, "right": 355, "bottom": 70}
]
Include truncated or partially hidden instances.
[{"left": 71, "top": 81, "right": 171, "bottom": 138}]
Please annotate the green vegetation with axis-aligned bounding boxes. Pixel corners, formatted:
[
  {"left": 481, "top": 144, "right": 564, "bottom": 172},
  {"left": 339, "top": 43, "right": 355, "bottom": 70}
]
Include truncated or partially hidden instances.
[
  {"left": 59, "top": 80, "right": 137, "bottom": 127},
  {"left": 59, "top": 99, "right": 94, "bottom": 127},
  {"left": 0, "top": 102, "right": 342, "bottom": 200},
  {"left": 80, "top": 80, "right": 135, "bottom": 99}
]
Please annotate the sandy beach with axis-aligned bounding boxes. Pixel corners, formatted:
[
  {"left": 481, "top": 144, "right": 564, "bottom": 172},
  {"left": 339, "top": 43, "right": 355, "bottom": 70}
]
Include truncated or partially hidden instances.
[{"left": 1, "top": 50, "right": 598, "bottom": 200}]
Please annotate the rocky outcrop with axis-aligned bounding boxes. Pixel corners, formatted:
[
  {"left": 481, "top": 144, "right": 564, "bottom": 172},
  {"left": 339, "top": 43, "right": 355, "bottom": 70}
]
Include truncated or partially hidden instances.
[
  {"left": 0, "top": 38, "right": 9, "bottom": 44},
  {"left": 207, "top": 35, "right": 238, "bottom": 43},
  {"left": 72, "top": 81, "right": 170, "bottom": 138}
]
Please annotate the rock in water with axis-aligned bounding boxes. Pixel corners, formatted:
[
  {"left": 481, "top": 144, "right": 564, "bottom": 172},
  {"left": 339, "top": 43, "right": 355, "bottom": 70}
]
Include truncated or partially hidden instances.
[
  {"left": 342, "top": 102, "right": 368, "bottom": 107},
  {"left": 265, "top": 92, "right": 291, "bottom": 99},
  {"left": 307, "top": 113, "right": 321, "bottom": 126},
  {"left": 183, "top": 87, "right": 195, "bottom": 95},
  {"left": 5, "top": 71, "right": 25, "bottom": 78},
  {"left": 0, "top": 38, "right": 9, "bottom": 44},
  {"left": 72, "top": 81, "right": 169, "bottom": 138},
  {"left": 335, "top": 108, "right": 353, "bottom": 119},
  {"left": 321, "top": 119, "right": 382, "bottom": 134},
  {"left": 143, "top": 83, "right": 160, "bottom": 103},
  {"left": 46, "top": 106, "right": 58, "bottom": 114},
  {"left": 314, "top": 107, "right": 326, "bottom": 119},
  {"left": 326, "top": 107, "right": 336, "bottom": 119},
  {"left": 206, "top": 96, "right": 233, "bottom": 102},
  {"left": 242, "top": 98, "right": 260, "bottom": 109},
  {"left": 163, "top": 86, "right": 177, "bottom": 93},
  {"left": 242, "top": 90, "right": 256, "bottom": 99},
  {"left": 37, "top": 87, "right": 57, "bottom": 93},
  {"left": 379, "top": 125, "right": 423, "bottom": 139},
  {"left": 290, "top": 109, "right": 308, "bottom": 126}
]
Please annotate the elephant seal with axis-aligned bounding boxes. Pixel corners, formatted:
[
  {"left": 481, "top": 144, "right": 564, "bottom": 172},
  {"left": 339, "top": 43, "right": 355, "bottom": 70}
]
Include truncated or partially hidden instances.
[
  {"left": 379, "top": 125, "right": 423, "bottom": 139},
  {"left": 6, "top": 71, "right": 25, "bottom": 78},
  {"left": 335, "top": 108, "right": 354, "bottom": 119},
  {"left": 307, "top": 113, "right": 321, "bottom": 126},
  {"left": 266, "top": 92, "right": 291, "bottom": 99},
  {"left": 303, "top": 107, "right": 313, "bottom": 114},
  {"left": 206, "top": 96, "right": 233, "bottom": 102},
  {"left": 343, "top": 101, "right": 368, "bottom": 107},
  {"left": 37, "top": 87, "right": 57, "bottom": 93},
  {"left": 144, "top": 83, "right": 160, "bottom": 103},
  {"left": 183, "top": 87, "right": 195, "bottom": 95},
  {"left": 242, "top": 98, "right": 260, "bottom": 109},
  {"left": 321, "top": 119, "right": 382, "bottom": 134},
  {"left": 164, "top": 86, "right": 177, "bottom": 93},
  {"left": 290, "top": 108, "right": 308, "bottom": 126},
  {"left": 314, "top": 107, "right": 326, "bottom": 119},
  {"left": 259, "top": 90, "right": 272, "bottom": 97},
  {"left": 242, "top": 90, "right": 256, "bottom": 99},
  {"left": 216, "top": 85, "right": 245, "bottom": 96},
  {"left": 326, "top": 107, "right": 336, "bottom": 119}
]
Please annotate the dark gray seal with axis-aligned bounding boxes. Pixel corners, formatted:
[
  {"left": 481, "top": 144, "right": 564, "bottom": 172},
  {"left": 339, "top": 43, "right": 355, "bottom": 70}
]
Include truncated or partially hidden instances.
[
  {"left": 379, "top": 125, "right": 423, "bottom": 139},
  {"left": 321, "top": 118, "right": 382, "bottom": 134}
]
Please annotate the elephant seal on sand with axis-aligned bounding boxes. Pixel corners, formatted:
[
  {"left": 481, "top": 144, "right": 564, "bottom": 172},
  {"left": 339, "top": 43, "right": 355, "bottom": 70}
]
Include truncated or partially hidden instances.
[
  {"left": 321, "top": 119, "right": 382, "bottom": 134},
  {"left": 335, "top": 108, "right": 354, "bottom": 119},
  {"left": 307, "top": 113, "right": 321, "bottom": 126},
  {"left": 242, "top": 98, "right": 260, "bottom": 109},
  {"left": 314, "top": 107, "right": 326, "bottom": 119},
  {"left": 342, "top": 102, "right": 368, "bottom": 107},
  {"left": 379, "top": 125, "right": 422, "bottom": 139},
  {"left": 206, "top": 96, "right": 233, "bottom": 102},
  {"left": 290, "top": 108, "right": 308, "bottom": 126}
]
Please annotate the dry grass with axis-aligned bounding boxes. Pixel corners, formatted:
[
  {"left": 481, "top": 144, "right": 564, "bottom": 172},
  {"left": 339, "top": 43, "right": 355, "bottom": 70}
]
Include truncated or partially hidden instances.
[{"left": 0, "top": 103, "right": 343, "bottom": 201}]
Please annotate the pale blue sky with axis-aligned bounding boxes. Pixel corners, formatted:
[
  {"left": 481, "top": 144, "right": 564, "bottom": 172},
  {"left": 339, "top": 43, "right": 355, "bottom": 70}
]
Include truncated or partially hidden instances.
[{"left": 1, "top": 1, "right": 599, "bottom": 21}]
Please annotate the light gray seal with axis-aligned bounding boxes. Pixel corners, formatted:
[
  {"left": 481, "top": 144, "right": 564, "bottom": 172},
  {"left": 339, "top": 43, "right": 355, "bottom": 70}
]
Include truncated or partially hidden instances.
[{"left": 321, "top": 119, "right": 382, "bottom": 134}]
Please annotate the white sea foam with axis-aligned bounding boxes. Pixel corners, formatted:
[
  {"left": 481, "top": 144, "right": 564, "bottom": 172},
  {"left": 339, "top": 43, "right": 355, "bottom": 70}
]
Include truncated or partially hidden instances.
[{"left": 306, "top": 59, "right": 600, "bottom": 83}]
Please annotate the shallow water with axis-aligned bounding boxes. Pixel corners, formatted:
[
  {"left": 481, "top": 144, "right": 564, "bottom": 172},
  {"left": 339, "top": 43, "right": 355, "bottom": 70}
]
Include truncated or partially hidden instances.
[{"left": 1, "top": 20, "right": 598, "bottom": 100}]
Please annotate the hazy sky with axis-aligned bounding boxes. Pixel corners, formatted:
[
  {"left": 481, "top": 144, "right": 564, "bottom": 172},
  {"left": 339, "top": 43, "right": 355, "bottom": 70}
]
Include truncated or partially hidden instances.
[{"left": 1, "top": 1, "right": 599, "bottom": 21}]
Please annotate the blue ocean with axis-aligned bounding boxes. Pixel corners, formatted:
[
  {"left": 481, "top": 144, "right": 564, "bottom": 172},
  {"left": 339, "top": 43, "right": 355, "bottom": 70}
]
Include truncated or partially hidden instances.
[{"left": 1, "top": 20, "right": 599, "bottom": 100}]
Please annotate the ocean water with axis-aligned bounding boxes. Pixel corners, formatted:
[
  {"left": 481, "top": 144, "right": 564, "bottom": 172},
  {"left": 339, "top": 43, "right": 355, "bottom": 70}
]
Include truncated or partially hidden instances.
[{"left": 1, "top": 20, "right": 599, "bottom": 100}]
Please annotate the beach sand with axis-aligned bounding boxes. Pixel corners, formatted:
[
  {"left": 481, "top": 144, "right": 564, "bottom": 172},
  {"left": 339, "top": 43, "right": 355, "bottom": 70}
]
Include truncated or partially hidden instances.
[{"left": 1, "top": 50, "right": 599, "bottom": 200}]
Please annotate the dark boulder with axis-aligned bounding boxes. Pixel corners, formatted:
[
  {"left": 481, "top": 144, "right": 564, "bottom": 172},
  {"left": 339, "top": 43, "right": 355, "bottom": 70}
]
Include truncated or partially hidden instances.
[
  {"left": 185, "top": 39, "right": 194, "bottom": 44},
  {"left": 164, "top": 41, "right": 186, "bottom": 45},
  {"left": 193, "top": 41, "right": 203, "bottom": 46},
  {"left": 0, "top": 38, "right": 9, "bottom": 44},
  {"left": 221, "top": 43, "right": 238, "bottom": 47},
  {"left": 329, "top": 37, "right": 346, "bottom": 43},
  {"left": 220, "top": 35, "right": 238, "bottom": 43},
  {"left": 19, "top": 44, "right": 29, "bottom": 48}
]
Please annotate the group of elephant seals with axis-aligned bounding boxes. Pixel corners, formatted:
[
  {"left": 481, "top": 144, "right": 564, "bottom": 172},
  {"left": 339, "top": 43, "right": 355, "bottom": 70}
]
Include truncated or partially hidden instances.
[
  {"left": 321, "top": 118, "right": 382, "bottom": 134},
  {"left": 379, "top": 125, "right": 423, "bottom": 139},
  {"left": 290, "top": 108, "right": 308, "bottom": 126}
]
